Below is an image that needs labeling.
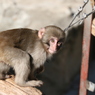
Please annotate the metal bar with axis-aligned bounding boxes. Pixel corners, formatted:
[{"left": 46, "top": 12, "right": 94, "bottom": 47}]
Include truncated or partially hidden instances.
[{"left": 79, "top": 0, "right": 93, "bottom": 95}]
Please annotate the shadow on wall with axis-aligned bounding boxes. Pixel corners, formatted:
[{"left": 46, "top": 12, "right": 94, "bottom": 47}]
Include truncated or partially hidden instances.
[{"left": 37, "top": 24, "right": 83, "bottom": 95}]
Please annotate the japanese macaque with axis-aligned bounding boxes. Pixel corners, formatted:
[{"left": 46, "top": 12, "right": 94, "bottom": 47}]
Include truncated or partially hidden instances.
[{"left": 0, "top": 25, "right": 65, "bottom": 87}]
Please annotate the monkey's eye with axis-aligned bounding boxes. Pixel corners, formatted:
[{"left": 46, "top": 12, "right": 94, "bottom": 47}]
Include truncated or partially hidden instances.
[
  {"left": 50, "top": 38, "right": 55, "bottom": 43},
  {"left": 57, "top": 42, "right": 62, "bottom": 46},
  {"left": 57, "top": 42, "right": 63, "bottom": 50}
]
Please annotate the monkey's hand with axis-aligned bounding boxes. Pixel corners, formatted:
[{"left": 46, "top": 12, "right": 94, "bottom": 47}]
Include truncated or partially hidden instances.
[
  {"left": 5, "top": 75, "right": 12, "bottom": 79},
  {"left": 34, "top": 80, "right": 43, "bottom": 87},
  {"left": 26, "top": 80, "right": 43, "bottom": 87}
]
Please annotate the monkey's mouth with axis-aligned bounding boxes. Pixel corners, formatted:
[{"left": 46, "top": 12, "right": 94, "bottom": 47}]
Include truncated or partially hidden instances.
[{"left": 48, "top": 49, "right": 56, "bottom": 54}]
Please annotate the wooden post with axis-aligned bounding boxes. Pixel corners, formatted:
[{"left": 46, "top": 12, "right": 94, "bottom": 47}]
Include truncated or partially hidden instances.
[{"left": 79, "top": 0, "right": 93, "bottom": 95}]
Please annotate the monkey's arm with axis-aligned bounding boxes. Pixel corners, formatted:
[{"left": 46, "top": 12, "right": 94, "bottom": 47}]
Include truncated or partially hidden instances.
[{"left": 35, "top": 66, "right": 44, "bottom": 75}]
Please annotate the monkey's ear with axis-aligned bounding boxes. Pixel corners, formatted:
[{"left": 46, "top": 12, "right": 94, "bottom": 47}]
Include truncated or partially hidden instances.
[{"left": 38, "top": 28, "right": 45, "bottom": 39}]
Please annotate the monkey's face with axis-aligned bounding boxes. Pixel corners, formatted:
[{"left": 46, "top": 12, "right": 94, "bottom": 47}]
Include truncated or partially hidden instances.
[
  {"left": 38, "top": 26, "right": 65, "bottom": 54},
  {"left": 41, "top": 32, "right": 65, "bottom": 54},
  {"left": 47, "top": 36, "right": 63, "bottom": 54}
]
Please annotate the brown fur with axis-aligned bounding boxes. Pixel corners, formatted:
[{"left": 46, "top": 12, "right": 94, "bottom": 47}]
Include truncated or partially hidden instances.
[{"left": 0, "top": 26, "right": 65, "bottom": 87}]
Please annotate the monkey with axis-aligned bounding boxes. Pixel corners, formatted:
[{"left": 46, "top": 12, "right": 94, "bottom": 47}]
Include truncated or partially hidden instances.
[{"left": 0, "top": 25, "right": 65, "bottom": 87}]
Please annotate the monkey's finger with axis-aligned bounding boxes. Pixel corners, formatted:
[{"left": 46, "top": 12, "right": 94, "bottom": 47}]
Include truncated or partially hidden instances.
[
  {"left": 36, "top": 80, "right": 43, "bottom": 87},
  {"left": 5, "top": 75, "right": 12, "bottom": 79},
  {"left": 26, "top": 80, "right": 43, "bottom": 87}
]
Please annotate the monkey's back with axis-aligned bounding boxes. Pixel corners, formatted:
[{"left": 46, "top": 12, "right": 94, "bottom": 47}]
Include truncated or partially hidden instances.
[{"left": 0, "top": 28, "right": 38, "bottom": 50}]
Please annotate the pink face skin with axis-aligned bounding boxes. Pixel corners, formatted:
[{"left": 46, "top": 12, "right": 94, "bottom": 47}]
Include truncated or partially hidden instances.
[
  {"left": 48, "top": 37, "right": 62, "bottom": 54},
  {"left": 48, "top": 37, "right": 57, "bottom": 54}
]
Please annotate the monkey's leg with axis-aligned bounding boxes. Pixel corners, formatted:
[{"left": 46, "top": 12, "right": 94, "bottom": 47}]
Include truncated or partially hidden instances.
[
  {"left": 28, "top": 67, "right": 37, "bottom": 80},
  {"left": 15, "top": 59, "right": 43, "bottom": 87},
  {"left": 15, "top": 60, "right": 43, "bottom": 87},
  {"left": 29, "top": 66, "right": 44, "bottom": 80},
  {"left": 0, "top": 62, "right": 10, "bottom": 80},
  {"left": 29, "top": 72, "right": 35, "bottom": 80},
  {"left": 1, "top": 47, "right": 43, "bottom": 87}
]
